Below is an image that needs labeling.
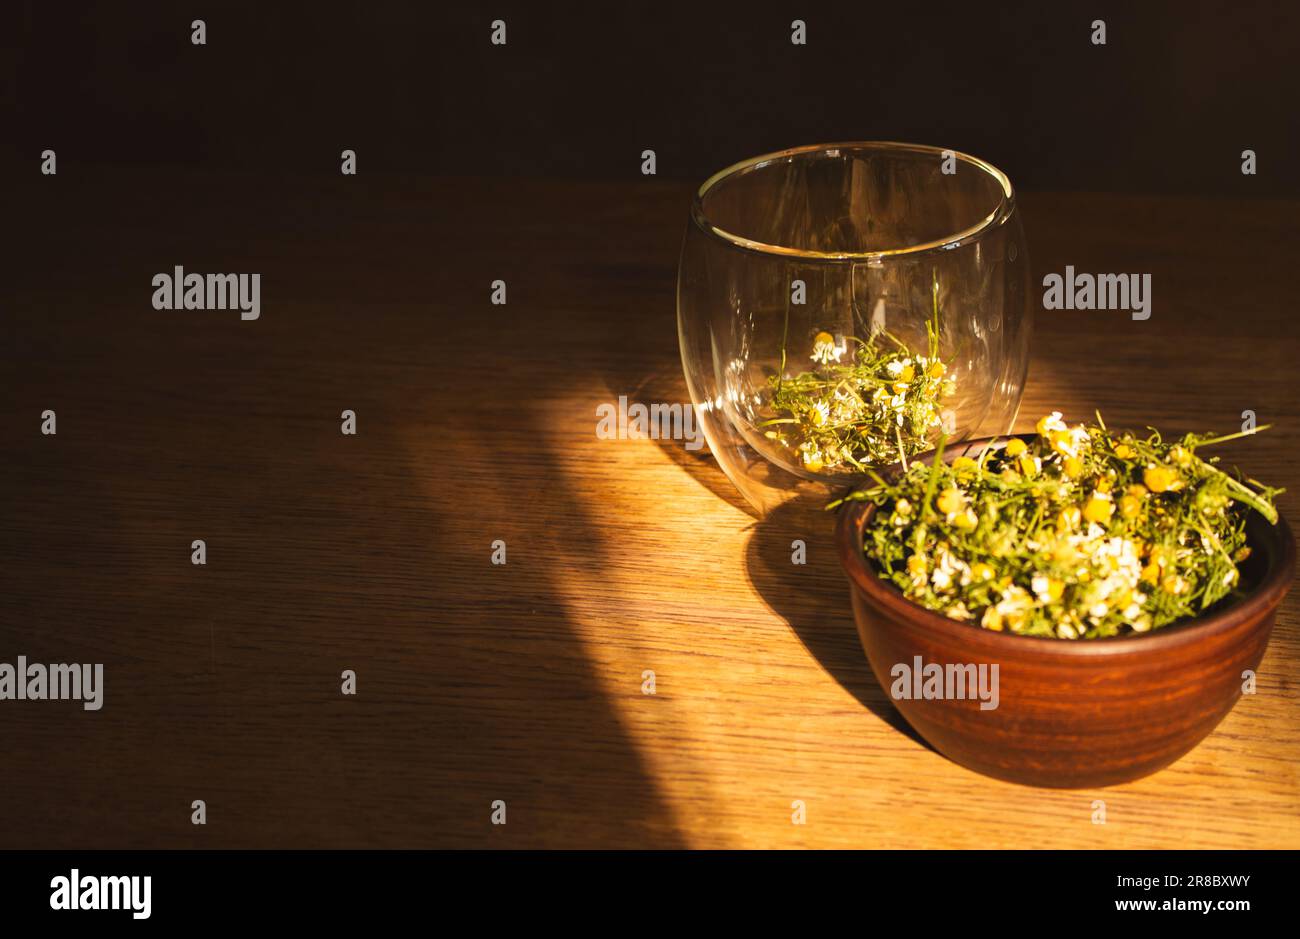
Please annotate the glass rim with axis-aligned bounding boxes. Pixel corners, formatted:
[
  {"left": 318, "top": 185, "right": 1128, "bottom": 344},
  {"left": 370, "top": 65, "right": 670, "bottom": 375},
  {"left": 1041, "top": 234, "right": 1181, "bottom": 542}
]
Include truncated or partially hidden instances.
[{"left": 691, "top": 141, "right": 1015, "bottom": 261}]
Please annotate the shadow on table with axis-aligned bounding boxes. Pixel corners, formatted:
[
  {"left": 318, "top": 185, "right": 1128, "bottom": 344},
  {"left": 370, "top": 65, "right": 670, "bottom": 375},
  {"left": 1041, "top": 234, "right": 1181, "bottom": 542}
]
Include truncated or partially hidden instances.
[
  {"left": 742, "top": 497, "right": 934, "bottom": 751},
  {"left": 0, "top": 171, "right": 695, "bottom": 848},
  {"left": 606, "top": 364, "right": 759, "bottom": 518},
  {"left": 604, "top": 349, "right": 933, "bottom": 750}
]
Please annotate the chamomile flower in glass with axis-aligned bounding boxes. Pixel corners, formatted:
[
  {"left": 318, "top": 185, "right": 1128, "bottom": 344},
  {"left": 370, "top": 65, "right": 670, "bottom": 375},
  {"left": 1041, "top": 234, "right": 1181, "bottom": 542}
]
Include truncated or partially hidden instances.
[
  {"left": 677, "top": 142, "right": 1032, "bottom": 516},
  {"left": 810, "top": 331, "right": 843, "bottom": 365}
]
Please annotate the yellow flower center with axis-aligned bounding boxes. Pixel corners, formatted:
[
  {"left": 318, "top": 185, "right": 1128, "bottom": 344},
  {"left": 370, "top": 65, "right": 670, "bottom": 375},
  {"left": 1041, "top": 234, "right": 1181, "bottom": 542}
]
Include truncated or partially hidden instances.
[
  {"left": 936, "top": 488, "right": 964, "bottom": 515},
  {"left": 952, "top": 456, "right": 979, "bottom": 474},
  {"left": 1083, "top": 495, "right": 1114, "bottom": 523},
  {"left": 1144, "top": 465, "right": 1178, "bottom": 493}
]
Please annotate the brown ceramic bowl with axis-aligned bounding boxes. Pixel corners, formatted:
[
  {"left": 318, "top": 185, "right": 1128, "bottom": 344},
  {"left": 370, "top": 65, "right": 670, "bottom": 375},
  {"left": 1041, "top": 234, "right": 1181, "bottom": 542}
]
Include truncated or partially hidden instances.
[{"left": 835, "top": 436, "right": 1295, "bottom": 788}]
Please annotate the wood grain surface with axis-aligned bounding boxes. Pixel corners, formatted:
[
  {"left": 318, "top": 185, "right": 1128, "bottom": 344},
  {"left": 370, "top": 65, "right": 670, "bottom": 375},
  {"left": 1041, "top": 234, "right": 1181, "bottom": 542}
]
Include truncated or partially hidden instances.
[{"left": 4, "top": 167, "right": 1298, "bottom": 848}]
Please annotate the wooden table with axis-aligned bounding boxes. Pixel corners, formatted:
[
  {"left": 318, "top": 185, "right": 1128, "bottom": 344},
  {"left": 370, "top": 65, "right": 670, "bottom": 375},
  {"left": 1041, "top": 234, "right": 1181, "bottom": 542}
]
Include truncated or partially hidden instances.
[{"left": 4, "top": 168, "right": 1298, "bottom": 848}]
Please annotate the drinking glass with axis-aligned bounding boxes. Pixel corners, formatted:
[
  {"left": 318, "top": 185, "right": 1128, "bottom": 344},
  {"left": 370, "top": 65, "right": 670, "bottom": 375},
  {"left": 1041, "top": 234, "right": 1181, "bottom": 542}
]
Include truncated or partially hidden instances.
[{"left": 677, "top": 142, "right": 1032, "bottom": 516}]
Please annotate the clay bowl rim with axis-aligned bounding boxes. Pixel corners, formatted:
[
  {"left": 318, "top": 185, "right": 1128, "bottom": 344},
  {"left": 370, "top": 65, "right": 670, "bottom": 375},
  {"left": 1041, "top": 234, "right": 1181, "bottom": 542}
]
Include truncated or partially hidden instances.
[{"left": 835, "top": 434, "right": 1296, "bottom": 659}]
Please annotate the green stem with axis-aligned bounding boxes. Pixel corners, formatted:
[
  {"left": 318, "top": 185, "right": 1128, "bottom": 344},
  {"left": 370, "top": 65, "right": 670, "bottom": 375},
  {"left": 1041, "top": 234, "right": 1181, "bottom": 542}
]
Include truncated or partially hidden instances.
[
  {"left": 1193, "top": 425, "right": 1272, "bottom": 450},
  {"left": 1201, "top": 461, "right": 1278, "bottom": 524}
]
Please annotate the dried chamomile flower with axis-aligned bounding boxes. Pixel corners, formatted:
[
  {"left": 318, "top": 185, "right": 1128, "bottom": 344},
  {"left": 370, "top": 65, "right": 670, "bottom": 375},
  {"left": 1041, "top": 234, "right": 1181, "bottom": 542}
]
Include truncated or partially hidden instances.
[
  {"left": 762, "top": 273, "right": 952, "bottom": 471},
  {"left": 831, "top": 413, "right": 1283, "bottom": 639}
]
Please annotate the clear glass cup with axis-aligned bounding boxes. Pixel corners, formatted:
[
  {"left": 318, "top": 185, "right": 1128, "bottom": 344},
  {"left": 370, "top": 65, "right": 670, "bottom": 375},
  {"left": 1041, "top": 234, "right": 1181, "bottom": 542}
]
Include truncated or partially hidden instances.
[{"left": 677, "top": 142, "right": 1032, "bottom": 516}]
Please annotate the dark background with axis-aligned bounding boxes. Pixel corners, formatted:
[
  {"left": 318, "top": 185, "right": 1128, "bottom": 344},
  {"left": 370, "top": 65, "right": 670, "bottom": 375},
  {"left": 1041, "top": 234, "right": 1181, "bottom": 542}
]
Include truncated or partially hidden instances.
[
  {"left": 3, "top": 1, "right": 1299, "bottom": 853},
  {"left": 5, "top": 0, "right": 1298, "bottom": 193}
]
